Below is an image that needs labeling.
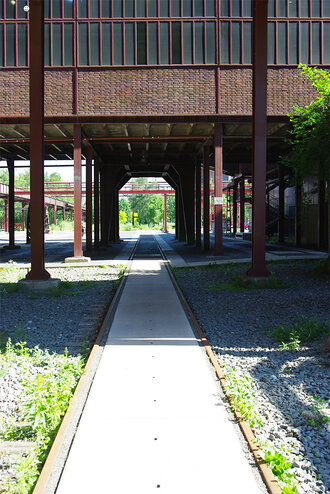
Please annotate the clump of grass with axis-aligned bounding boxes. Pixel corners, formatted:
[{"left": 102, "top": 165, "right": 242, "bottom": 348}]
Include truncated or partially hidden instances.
[
  {"left": 0, "top": 339, "right": 84, "bottom": 493},
  {"left": 208, "top": 273, "right": 292, "bottom": 292},
  {"left": 268, "top": 316, "right": 329, "bottom": 350}
]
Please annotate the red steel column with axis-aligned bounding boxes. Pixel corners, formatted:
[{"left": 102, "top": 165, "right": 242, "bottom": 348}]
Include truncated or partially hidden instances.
[
  {"left": 214, "top": 123, "right": 223, "bottom": 256},
  {"left": 164, "top": 193, "right": 168, "bottom": 233},
  {"left": 247, "top": 0, "right": 270, "bottom": 277},
  {"left": 22, "top": 205, "right": 25, "bottom": 231},
  {"left": 195, "top": 162, "right": 201, "bottom": 247},
  {"left": 73, "top": 124, "right": 83, "bottom": 257},
  {"left": 86, "top": 145, "right": 93, "bottom": 251},
  {"left": 240, "top": 165, "right": 245, "bottom": 233},
  {"left": 26, "top": 0, "right": 49, "bottom": 280},
  {"left": 203, "top": 146, "right": 210, "bottom": 250},
  {"left": 62, "top": 206, "right": 65, "bottom": 221},
  {"left": 4, "top": 200, "right": 8, "bottom": 232},
  {"left": 7, "top": 160, "right": 15, "bottom": 247},
  {"left": 53, "top": 204, "right": 57, "bottom": 226},
  {"left": 93, "top": 159, "right": 100, "bottom": 248}
]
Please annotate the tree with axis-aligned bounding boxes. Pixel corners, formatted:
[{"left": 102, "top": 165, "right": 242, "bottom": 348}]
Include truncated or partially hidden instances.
[
  {"left": 283, "top": 64, "right": 330, "bottom": 184},
  {"left": 0, "top": 169, "right": 9, "bottom": 184}
]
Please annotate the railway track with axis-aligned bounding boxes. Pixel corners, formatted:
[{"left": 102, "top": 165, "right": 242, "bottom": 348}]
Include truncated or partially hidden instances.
[{"left": 32, "top": 234, "right": 279, "bottom": 494}]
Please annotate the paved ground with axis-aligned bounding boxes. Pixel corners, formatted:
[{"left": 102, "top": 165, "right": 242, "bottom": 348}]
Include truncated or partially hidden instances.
[
  {"left": 55, "top": 236, "right": 267, "bottom": 494},
  {"left": 0, "top": 230, "right": 325, "bottom": 268}
]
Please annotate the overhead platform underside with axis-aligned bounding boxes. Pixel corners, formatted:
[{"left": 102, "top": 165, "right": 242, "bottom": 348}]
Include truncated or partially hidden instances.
[{"left": 0, "top": 119, "right": 289, "bottom": 178}]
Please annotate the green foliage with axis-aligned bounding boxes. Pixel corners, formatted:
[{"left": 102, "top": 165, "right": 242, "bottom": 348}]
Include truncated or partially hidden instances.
[
  {"left": 50, "top": 220, "right": 74, "bottom": 231},
  {"left": 223, "top": 366, "right": 263, "bottom": 430},
  {"left": 268, "top": 316, "right": 329, "bottom": 347},
  {"left": 0, "top": 341, "right": 84, "bottom": 493},
  {"left": 283, "top": 64, "right": 330, "bottom": 184},
  {"left": 119, "top": 210, "right": 127, "bottom": 224},
  {"left": 314, "top": 257, "right": 330, "bottom": 275},
  {"left": 263, "top": 450, "right": 297, "bottom": 493},
  {"left": 0, "top": 169, "right": 9, "bottom": 184},
  {"left": 0, "top": 261, "right": 24, "bottom": 294},
  {"left": 302, "top": 396, "right": 330, "bottom": 428},
  {"left": 207, "top": 274, "right": 291, "bottom": 292}
]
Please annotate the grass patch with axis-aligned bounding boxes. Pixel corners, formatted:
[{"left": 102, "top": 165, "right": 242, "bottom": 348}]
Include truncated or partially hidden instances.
[
  {"left": 0, "top": 340, "right": 84, "bottom": 493},
  {"left": 0, "top": 261, "right": 24, "bottom": 294},
  {"left": 208, "top": 273, "right": 292, "bottom": 292},
  {"left": 268, "top": 316, "right": 329, "bottom": 350}
]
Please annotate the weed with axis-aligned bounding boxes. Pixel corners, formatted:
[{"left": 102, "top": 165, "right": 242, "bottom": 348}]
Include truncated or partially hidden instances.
[
  {"left": 223, "top": 366, "right": 263, "bottom": 430},
  {"left": 302, "top": 396, "right": 330, "bottom": 428},
  {"left": 0, "top": 341, "right": 84, "bottom": 492},
  {"left": 0, "top": 260, "right": 23, "bottom": 283},
  {"left": 263, "top": 449, "right": 298, "bottom": 493},
  {"left": 268, "top": 316, "right": 329, "bottom": 345},
  {"left": 208, "top": 274, "right": 292, "bottom": 292},
  {"left": 279, "top": 335, "right": 301, "bottom": 351}
]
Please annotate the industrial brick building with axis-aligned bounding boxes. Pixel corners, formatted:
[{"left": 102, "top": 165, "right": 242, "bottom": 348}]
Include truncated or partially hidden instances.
[{"left": 0, "top": 0, "right": 329, "bottom": 279}]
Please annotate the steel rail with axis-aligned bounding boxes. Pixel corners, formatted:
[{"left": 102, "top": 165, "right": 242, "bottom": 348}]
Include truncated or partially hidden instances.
[{"left": 154, "top": 235, "right": 282, "bottom": 494}]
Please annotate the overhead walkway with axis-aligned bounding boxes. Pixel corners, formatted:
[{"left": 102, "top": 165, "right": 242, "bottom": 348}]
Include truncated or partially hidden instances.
[{"left": 55, "top": 236, "right": 266, "bottom": 494}]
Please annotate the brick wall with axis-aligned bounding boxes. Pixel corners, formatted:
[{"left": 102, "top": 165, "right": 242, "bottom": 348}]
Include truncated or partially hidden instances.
[
  {"left": 0, "top": 66, "right": 324, "bottom": 118},
  {"left": 45, "top": 71, "right": 74, "bottom": 115},
  {"left": 77, "top": 68, "right": 216, "bottom": 115}
]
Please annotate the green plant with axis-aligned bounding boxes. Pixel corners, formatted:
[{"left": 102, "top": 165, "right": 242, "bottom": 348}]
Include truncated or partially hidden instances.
[
  {"left": 302, "top": 396, "right": 330, "bottom": 428},
  {"left": 268, "top": 316, "right": 329, "bottom": 344},
  {"left": 314, "top": 257, "right": 330, "bottom": 275},
  {"left": 208, "top": 274, "right": 291, "bottom": 292},
  {"left": 0, "top": 341, "right": 84, "bottom": 493},
  {"left": 223, "top": 366, "right": 263, "bottom": 430},
  {"left": 263, "top": 449, "right": 298, "bottom": 493},
  {"left": 279, "top": 335, "right": 301, "bottom": 351}
]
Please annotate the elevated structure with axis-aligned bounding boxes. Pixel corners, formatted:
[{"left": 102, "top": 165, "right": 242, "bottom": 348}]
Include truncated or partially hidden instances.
[{"left": 0, "top": 0, "right": 329, "bottom": 276}]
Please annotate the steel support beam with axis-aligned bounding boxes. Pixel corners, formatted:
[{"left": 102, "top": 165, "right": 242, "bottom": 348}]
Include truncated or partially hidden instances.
[
  {"left": 73, "top": 125, "right": 83, "bottom": 257},
  {"left": 26, "top": 0, "right": 49, "bottom": 280},
  {"left": 164, "top": 193, "right": 168, "bottom": 233},
  {"left": 247, "top": 0, "right": 270, "bottom": 277},
  {"left": 86, "top": 145, "right": 93, "bottom": 252},
  {"left": 278, "top": 165, "right": 285, "bottom": 243},
  {"left": 214, "top": 123, "right": 223, "bottom": 256},
  {"left": 295, "top": 180, "right": 302, "bottom": 247},
  {"left": 233, "top": 184, "right": 238, "bottom": 236},
  {"left": 239, "top": 165, "right": 245, "bottom": 233},
  {"left": 203, "top": 146, "right": 210, "bottom": 251},
  {"left": 180, "top": 166, "right": 195, "bottom": 245},
  {"left": 195, "top": 162, "right": 201, "bottom": 247},
  {"left": 94, "top": 160, "right": 100, "bottom": 248},
  {"left": 7, "top": 160, "right": 16, "bottom": 248}
]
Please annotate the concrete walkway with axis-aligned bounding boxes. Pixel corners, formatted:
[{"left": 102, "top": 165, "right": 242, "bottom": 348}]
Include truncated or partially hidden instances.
[{"left": 56, "top": 256, "right": 266, "bottom": 494}]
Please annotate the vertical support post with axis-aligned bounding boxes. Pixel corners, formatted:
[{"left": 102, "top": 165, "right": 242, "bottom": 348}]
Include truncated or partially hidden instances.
[
  {"left": 7, "top": 160, "right": 15, "bottom": 248},
  {"left": 278, "top": 165, "right": 285, "bottom": 243},
  {"left": 233, "top": 184, "right": 238, "bottom": 236},
  {"left": 195, "top": 162, "right": 201, "bottom": 247},
  {"left": 26, "top": 0, "right": 49, "bottom": 279},
  {"left": 62, "top": 206, "right": 65, "bottom": 221},
  {"left": 295, "top": 180, "right": 302, "bottom": 247},
  {"left": 203, "top": 146, "right": 210, "bottom": 250},
  {"left": 22, "top": 205, "right": 25, "bottom": 231},
  {"left": 239, "top": 165, "right": 245, "bottom": 233},
  {"left": 86, "top": 145, "right": 93, "bottom": 252},
  {"left": 214, "top": 123, "right": 223, "bottom": 256},
  {"left": 247, "top": 0, "right": 270, "bottom": 277},
  {"left": 175, "top": 189, "right": 179, "bottom": 239},
  {"left": 164, "top": 193, "right": 168, "bottom": 233},
  {"left": 94, "top": 160, "right": 100, "bottom": 248},
  {"left": 318, "top": 180, "right": 327, "bottom": 250},
  {"left": 180, "top": 166, "right": 195, "bottom": 245},
  {"left": 70, "top": 209, "right": 73, "bottom": 221},
  {"left": 53, "top": 204, "right": 57, "bottom": 226},
  {"left": 73, "top": 124, "right": 83, "bottom": 257},
  {"left": 114, "top": 190, "right": 120, "bottom": 242},
  {"left": 4, "top": 199, "right": 8, "bottom": 232}
]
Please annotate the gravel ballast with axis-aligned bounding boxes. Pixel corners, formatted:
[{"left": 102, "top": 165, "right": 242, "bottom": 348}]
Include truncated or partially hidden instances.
[
  {"left": 174, "top": 260, "right": 329, "bottom": 494},
  {"left": 0, "top": 264, "right": 123, "bottom": 490}
]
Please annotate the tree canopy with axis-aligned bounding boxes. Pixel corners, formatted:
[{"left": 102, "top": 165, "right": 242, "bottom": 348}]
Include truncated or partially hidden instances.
[{"left": 283, "top": 64, "right": 330, "bottom": 183}]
